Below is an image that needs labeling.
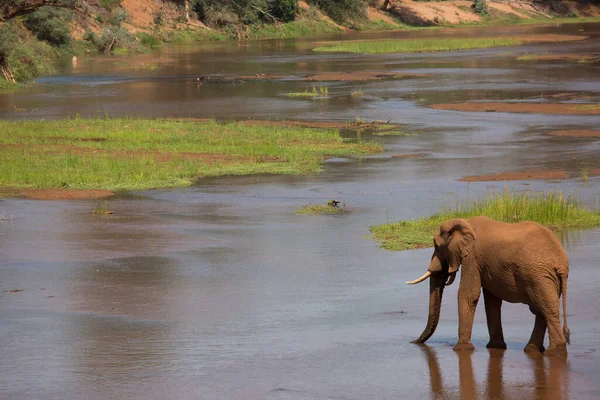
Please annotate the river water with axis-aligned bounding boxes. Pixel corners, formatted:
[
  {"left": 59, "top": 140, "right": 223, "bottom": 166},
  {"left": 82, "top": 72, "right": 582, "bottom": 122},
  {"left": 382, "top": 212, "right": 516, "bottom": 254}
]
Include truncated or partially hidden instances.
[{"left": 1, "top": 23, "right": 600, "bottom": 399}]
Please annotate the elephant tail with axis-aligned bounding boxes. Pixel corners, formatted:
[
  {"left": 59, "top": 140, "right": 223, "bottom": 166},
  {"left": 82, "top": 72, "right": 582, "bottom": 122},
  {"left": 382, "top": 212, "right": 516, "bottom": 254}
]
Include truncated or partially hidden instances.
[{"left": 560, "top": 273, "right": 570, "bottom": 345}]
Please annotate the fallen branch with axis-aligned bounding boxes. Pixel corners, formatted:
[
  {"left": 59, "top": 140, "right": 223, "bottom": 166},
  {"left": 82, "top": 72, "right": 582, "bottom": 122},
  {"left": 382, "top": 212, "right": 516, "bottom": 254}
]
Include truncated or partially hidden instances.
[
  {"left": 104, "top": 37, "right": 117, "bottom": 54},
  {"left": 0, "top": 62, "right": 16, "bottom": 84}
]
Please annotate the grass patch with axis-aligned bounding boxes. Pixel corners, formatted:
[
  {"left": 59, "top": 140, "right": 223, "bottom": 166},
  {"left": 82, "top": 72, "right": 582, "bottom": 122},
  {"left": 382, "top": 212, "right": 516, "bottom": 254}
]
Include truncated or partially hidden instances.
[
  {"left": 314, "top": 37, "right": 525, "bottom": 54},
  {"left": 296, "top": 200, "right": 347, "bottom": 215},
  {"left": 285, "top": 86, "right": 328, "bottom": 98},
  {"left": 285, "top": 91, "right": 319, "bottom": 98},
  {"left": 369, "top": 189, "right": 600, "bottom": 251},
  {"left": 0, "top": 118, "right": 381, "bottom": 192},
  {"left": 570, "top": 104, "right": 600, "bottom": 111}
]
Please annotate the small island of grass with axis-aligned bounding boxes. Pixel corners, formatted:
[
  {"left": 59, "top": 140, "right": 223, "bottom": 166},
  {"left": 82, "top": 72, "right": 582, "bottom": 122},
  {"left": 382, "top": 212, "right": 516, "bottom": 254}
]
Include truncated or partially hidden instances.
[
  {"left": 313, "top": 35, "right": 587, "bottom": 55},
  {"left": 296, "top": 200, "right": 347, "bottom": 215},
  {"left": 369, "top": 190, "right": 600, "bottom": 251},
  {"left": 0, "top": 118, "right": 381, "bottom": 197}
]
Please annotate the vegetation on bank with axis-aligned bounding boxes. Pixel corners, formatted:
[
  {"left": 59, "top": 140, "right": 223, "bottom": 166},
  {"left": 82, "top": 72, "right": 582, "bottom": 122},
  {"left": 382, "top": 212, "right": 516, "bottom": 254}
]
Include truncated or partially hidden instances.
[
  {"left": 0, "top": 118, "right": 382, "bottom": 192},
  {"left": 1, "top": 1, "right": 598, "bottom": 86},
  {"left": 369, "top": 189, "right": 600, "bottom": 251}
]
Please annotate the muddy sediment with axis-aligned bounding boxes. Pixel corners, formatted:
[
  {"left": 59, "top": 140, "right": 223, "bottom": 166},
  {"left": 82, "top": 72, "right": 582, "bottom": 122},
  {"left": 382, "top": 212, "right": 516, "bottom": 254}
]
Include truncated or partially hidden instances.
[
  {"left": 518, "top": 54, "right": 600, "bottom": 62},
  {"left": 305, "top": 71, "right": 429, "bottom": 81},
  {"left": 430, "top": 102, "right": 600, "bottom": 115},
  {"left": 546, "top": 130, "right": 600, "bottom": 138},
  {"left": 1, "top": 188, "right": 116, "bottom": 201},
  {"left": 392, "top": 153, "right": 429, "bottom": 159},
  {"left": 238, "top": 119, "right": 401, "bottom": 130},
  {"left": 459, "top": 170, "right": 569, "bottom": 182}
]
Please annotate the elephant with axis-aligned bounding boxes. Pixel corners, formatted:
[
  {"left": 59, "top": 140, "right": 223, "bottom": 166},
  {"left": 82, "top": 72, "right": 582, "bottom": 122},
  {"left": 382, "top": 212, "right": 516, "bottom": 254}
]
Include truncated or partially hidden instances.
[{"left": 406, "top": 216, "right": 570, "bottom": 356}]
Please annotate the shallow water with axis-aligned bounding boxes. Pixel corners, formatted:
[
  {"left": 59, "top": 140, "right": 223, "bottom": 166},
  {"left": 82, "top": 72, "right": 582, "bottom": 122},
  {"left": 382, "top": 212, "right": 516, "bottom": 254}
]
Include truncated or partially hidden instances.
[{"left": 1, "top": 23, "right": 600, "bottom": 399}]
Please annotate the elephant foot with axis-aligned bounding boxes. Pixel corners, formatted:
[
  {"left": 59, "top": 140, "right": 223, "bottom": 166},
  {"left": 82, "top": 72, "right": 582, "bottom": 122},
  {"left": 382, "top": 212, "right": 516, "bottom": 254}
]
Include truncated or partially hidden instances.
[
  {"left": 453, "top": 342, "right": 475, "bottom": 352},
  {"left": 486, "top": 341, "right": 507, "bottom": 350},
  {"left": 524, "top": 343, "right": 545, "bottom": 353},
  {"left": 544, "top": 344, "right": 567, "bottom": 357}
]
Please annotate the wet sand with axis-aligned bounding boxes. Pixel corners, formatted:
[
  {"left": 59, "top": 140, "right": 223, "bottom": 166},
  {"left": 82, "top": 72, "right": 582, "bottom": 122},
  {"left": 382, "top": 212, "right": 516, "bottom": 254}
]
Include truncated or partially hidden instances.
[
  {"left": 460, "top": 170, "right": 570, "bottom": 182},
  {"left": 0, "top": 188, "right": 115, "bottom": 200},
  {"left": 518, "top": 54, "right": 600, "bottom": 62},
  {"left": 430, "top": 102, "right": 600, "bottom": 114},
  {"left": 305, "top": 71, "right": 429, "bottom": 81},
  {"left": 547, "top": 129, "right": 600, "bottom": 138}
]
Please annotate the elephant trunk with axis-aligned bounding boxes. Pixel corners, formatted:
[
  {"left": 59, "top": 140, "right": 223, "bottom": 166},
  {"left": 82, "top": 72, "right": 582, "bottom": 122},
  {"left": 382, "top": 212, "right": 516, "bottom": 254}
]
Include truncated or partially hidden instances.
[{"left": 412, "top": 273, "right": 447, "bottom": 344}]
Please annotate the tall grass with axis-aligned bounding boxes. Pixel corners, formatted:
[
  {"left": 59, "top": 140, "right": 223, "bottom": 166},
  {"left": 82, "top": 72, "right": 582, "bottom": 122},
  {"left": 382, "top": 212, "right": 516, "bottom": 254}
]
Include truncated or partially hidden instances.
[
  {"left": 313, "top": 37, "right": 523, "bottom": 54},
  {"left": 0, "top": 118, "right": 381, "bottom": 191},
  {"left": 370, "top": 189, "right": 600, "bottom": 251}
]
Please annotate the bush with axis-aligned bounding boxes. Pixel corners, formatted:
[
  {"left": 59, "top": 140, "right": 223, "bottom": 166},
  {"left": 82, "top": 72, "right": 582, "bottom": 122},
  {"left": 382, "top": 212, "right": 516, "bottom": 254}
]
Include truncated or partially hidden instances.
[
  {"left": 85, "top": 26, "right": 141, "bottom": 53},
  {"left": 269, "top": 0, "right": 297, "bottom": 22},
  {"left": 23, "top": 7, "right": 72, "bottom": 46},
  {"left": 7, "top": 40, "right": 57, "bottom": 81},
  {"left": 136, "top": 32, "right": 161, "bottom": 48},
  {"left": 472, "top": 0, "right": 488, "bottom": 16},
  {"left": 307, "top": 0, "right": 366, "bottom": 24},
  {"left": 0, "top": 23, "right": 19, "bottom": 63},
  {"left": 192, "top": 0, "right": 272, "bottom": 26}
]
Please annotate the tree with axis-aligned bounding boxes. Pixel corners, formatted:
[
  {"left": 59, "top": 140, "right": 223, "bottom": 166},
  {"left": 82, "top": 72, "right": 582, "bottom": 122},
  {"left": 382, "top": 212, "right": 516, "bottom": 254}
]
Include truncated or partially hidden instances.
[
  {"left": 0, "top": 0, "right": 77, "bottom": 21},
  {"left": 382, "top": 0, "right": 391, "bottom": 11}
]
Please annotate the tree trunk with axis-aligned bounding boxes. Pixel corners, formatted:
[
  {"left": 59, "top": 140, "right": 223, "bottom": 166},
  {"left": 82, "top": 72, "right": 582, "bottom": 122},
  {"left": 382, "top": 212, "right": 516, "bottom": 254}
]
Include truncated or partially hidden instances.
[{"left": 382, "top": 0, "right": 391, "bottom": 11}]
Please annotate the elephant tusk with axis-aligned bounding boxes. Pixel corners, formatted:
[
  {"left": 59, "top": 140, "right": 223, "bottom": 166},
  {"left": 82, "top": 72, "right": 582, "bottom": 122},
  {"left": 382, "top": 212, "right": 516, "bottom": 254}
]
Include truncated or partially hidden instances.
[
  {"left": 406, "top": 271, "right": 432, "bottom": 285},
  {"left": 446, "top": 272, "right": 456, "bottom": 286}
]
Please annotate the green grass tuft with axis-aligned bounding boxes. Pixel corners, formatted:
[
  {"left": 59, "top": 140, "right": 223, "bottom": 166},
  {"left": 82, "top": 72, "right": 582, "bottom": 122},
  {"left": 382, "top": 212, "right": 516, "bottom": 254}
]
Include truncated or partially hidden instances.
[
  {"left": 369, "top": 189, "right": 600, "bottom": 251},
  {"left": 285, "top": 91, "right": 319, "bottom": 98},
  {"left": 296, "top": 201, "right": 347, "bottom": 215}
]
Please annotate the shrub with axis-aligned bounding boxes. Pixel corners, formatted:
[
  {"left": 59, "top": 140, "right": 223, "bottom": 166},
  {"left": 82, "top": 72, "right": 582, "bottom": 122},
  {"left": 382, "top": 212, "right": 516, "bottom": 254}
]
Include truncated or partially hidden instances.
[
  {"left": 136, "top": 32, "right": 161, "bottom": 48},
  {"left": 7, "top": 40, "right": 57, "bottom": 81},
  {"left": 269, "top": 0, "right": 297, "bottom": 22},
  {"left": 85, "top": 26, "right": 141, "bottom": 53},
  {"left": 307, "top": 0, "right": 367, "bottom": 24},
  {"left": 192, "top": 0, "right": 273, "bottom": 26},
  {"left": 472, "top": 0, "right": 488, "bottom": 16},
  {"left": 23, "top": 7, "right": 72, "bottom": 46},
  {"left": 0, "top": 23, "right": 19, "bottom": 63}
]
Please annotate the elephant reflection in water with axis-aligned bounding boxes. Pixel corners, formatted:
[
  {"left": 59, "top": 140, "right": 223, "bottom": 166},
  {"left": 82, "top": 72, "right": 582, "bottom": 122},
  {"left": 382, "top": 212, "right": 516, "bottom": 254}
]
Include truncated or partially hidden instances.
[{"left": 419, "top": 345, "right": 569, "bottom": 400}]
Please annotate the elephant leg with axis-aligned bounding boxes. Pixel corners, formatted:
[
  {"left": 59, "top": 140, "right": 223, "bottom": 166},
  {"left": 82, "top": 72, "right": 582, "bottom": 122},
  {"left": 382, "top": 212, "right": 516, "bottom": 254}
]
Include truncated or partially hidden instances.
[
  {"left": 528, "top": 286, "right": 566, "bottom": 356},
  {"left": 524, "top": 310, "right": 546, "bottom": 353},
  {"left": 483, "top": 288, "right": 506, "bottom": 349},
  {"left": 454, "top": 276, "right": 481, "bottom": 351}
]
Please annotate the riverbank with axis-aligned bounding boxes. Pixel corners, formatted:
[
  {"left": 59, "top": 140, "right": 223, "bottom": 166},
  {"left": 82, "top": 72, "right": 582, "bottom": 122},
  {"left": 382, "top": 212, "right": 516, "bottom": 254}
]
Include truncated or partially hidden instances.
[
  {"left": 0, "top": 118, "right": 381, "bottom": 200},
  {"left": 2, "top": 0, "right": 600, "bottom": 88}
]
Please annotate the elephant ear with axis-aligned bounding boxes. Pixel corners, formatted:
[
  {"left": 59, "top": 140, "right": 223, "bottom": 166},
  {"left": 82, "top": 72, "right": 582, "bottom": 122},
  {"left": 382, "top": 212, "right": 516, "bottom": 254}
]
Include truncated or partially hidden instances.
[{"left": 440, "top": 219, "right": 476, "bottom": 274}]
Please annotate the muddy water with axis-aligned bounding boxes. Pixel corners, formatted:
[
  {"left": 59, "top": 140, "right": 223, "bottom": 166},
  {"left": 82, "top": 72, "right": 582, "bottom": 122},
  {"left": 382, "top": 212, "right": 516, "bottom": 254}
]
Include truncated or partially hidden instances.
[{"left": 2, "top": 23, "right": 600, "bottom": 399}]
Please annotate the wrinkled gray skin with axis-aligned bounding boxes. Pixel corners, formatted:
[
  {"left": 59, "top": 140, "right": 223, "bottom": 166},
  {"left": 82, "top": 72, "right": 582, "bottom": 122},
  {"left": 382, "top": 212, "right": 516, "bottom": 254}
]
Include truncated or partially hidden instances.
[{"left": 408, "top": 216, "right": 570, "bottom": 356}]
